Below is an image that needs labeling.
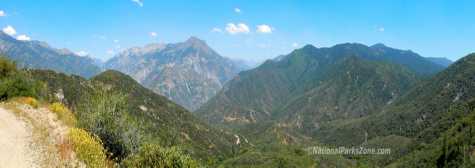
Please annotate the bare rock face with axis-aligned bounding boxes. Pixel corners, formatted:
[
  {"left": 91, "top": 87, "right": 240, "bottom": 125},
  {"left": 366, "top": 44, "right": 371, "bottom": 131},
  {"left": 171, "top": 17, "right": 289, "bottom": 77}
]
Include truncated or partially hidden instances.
[{"left": 105, "top": 37, "right": 245, "bottom": 111}]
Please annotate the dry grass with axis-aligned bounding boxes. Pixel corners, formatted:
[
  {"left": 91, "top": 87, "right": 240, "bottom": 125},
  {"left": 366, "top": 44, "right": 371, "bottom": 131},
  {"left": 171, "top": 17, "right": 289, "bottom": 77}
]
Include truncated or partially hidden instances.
[
  {"left": 11, "top": 97, "right": 39, "bottom": 109},
  {"left": 57, "top": 140, "right": 74, "bottom": 161},
  {"left": 49, "top": 102, "right": 77, "bottom": 127}
]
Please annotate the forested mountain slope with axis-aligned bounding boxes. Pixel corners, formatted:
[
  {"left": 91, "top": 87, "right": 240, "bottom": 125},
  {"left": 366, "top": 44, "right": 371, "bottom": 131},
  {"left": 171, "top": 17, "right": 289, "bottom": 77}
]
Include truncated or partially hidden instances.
[
  {"left": 197, "top": 43, "right": 434, "bottom": 128},
  {"left": 32, "top": 69, "right": 239, "bottom": 164}
]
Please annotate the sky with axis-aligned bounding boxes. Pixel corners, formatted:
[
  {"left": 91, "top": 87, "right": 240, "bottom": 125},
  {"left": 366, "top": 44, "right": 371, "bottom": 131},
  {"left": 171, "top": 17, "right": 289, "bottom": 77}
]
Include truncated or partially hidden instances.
[{"left": 0, "top": 0, "right": 474, "bottom": 62}]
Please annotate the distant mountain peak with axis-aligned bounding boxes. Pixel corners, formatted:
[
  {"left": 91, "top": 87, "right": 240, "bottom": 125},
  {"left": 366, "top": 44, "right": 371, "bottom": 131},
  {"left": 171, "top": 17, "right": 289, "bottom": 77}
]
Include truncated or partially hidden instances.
[
  {"left": 333, "top": 42, "right": 368, "bottom": 49},
  {"left": 93, "top": 69, "right": 136, "bottom": 83},
  {"left": 0, "top": 31, "right": 33, "bottom": 43},
  {"left": 0, "top": 31, "right": 12, "bottom": 38},
  {"left": 301, "top": 44, "right": 317, "bottom": 50},
  {"left": 105, "top": 37, "right": 245, "bottom": 110},
  {"left": 196, "top": 41, "right": 421, "bottom": 128},
  {"left": 0, "top": 33, "right": 102, "bottom": 77},
  {"left": 186, "top": 36, "right": 204, "bottom": 43},
  {"left": 182, "top": 36, "right": 210, "bottom": 51},
  {"left": 165, "top": 36, "right": 215, "bottom": 56},
  {"left": 119, "top": 43, "right": 166, "bottom": 56},
  {"left": 371, "top": 43, "right": 387, "bottom": 48}
]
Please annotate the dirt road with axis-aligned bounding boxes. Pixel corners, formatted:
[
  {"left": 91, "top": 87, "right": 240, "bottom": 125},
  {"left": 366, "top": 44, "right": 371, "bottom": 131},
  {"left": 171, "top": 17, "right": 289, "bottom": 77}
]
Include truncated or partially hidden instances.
[{"left": 0, "top": 107, "right": 39, "bottom": 168}]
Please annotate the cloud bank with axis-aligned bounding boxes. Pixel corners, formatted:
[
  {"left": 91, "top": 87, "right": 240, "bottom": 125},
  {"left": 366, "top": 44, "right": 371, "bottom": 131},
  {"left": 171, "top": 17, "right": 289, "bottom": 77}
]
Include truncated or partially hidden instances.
[{"left": 225, "top": 23, "right": 250, "bottom": 34}]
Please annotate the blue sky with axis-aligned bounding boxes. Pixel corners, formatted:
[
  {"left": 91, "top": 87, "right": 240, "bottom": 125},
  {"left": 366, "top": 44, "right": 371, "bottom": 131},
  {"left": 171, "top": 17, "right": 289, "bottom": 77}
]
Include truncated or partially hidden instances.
[{"left": 0, "top": 0, "right": 474, "bottom": 62}]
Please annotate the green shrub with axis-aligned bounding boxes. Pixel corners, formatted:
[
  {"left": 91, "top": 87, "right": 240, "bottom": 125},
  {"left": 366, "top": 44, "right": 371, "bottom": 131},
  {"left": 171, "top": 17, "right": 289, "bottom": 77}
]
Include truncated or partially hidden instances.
[
  {"left": 0, "top": 73, "right": 40, "bottom": 99},
  {"left": 69, "top": 128, "right": 108, "bottom": 168},
  {"left": 78, "top": 87, "right": 141, "bottom": 161},
  {"left": 0, "top": 56, "right": 43, "bottom": 100},
  {"left": 124, "top": 143, "right": 199, "bottom": 168},
  {"left": 0, "top": 56, "right": 17, "bottom": 78},
  {"left": 49, "top": 102, "right": 77, "bottom": 127}
]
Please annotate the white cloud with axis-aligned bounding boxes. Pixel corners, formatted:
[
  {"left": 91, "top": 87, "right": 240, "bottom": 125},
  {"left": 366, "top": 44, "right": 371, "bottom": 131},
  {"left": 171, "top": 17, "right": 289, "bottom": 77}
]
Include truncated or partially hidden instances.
[
  {"left": 234, "top": 8, "right": 241, "bottom": 13},
  {"left": 292, "top": 42, "right": 299, "bottom": 48},
  {"left": 2, "top": 25, "right": 16, "bottom": 36},
  {"left": 0, "top": 10, "right": 5, "bottom": 17},
  {"left": 16, "top": 34, "right": 31, "bottom": 41},
  {"left": 131, "top": 0, "right": 143, "bottom": 7},
  {"left": 149, "top": 32, "right": 157, "bottom": 38},
  {"left": 75, "top": 51, "right": 89, "bottom": 57},
  {"left": 113, "top": 39, "right": 119, "bottom": 43},
  {"left": 256, "top": 24, "right": 273, "bottom": 34},
  {"left": 211, "top": 27, "right": 222, "bottom": 33},
  {"left": 225, "top": 23, "right": 250, "bottom": 35},
  {"left": 378, "top": 27, "right": 385, "bottom": 32}
]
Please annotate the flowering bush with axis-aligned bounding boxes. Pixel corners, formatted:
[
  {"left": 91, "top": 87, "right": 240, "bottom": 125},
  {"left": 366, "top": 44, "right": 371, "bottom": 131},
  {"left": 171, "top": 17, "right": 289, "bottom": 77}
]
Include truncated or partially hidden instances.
[
  {"left": 68, "top": 128, "right": 107, "bottom": 168},
  {"left": 49, "top": 102, "right": 77, "bottom": 127}
]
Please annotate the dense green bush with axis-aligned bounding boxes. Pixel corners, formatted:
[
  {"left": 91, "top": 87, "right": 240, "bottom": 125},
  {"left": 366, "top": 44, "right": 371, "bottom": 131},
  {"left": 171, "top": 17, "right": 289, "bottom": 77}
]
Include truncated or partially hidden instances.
[
  {"left": 0, "top": 56, "right": 17, "bottom": 77},
  {"left": 124, "top": 143, "right": 199, "bottom": 168},
  {"left": 77, "top": 87, "right": 142, "bottom": 161},
  {"left": 0, "top": 56, "right": 43, "bottom": 100}
]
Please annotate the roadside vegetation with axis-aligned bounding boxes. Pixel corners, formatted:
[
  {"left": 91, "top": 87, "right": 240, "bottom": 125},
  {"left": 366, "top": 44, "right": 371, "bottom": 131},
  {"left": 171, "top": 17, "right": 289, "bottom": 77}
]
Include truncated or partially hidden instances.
[
  {"left": 0, "top": 55, "right": 200, "bottom": 167},
  {"left": 75, "top": 85, "right": 200, "bottom": 167},
  {"left": 0, "top": 56, "right": 43, "bottom": 100},
  {"left": 68, "top": 128, "right": 108, "bottom": 168},
  {"left": 124, "top": 144, "right": 199, "bottom": 168},
  {"left": 49, "top": 102, "right": 77, "bottom": 127}
]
